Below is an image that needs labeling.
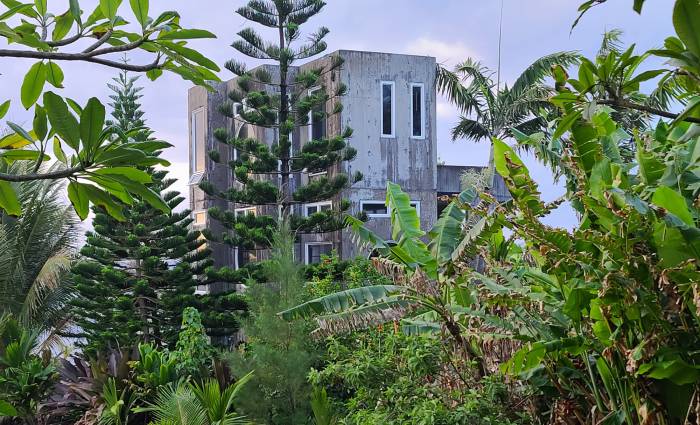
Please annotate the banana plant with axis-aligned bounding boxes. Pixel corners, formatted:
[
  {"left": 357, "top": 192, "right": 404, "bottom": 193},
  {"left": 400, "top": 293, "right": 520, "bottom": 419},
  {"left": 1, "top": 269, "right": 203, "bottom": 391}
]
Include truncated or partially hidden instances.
[
  {"left": 279, "top": 181, "right": 494, "bottom": 375},
  {"left": 0, "top": 92, "right": 170, "bottom": 219}
]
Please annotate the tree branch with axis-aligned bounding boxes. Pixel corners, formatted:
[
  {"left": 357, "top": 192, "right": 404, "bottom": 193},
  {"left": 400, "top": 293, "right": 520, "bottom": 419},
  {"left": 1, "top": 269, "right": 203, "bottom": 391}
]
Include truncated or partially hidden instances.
[
  {"left": 82, "top": 29, "right": 114, "bottom": 53},
  {"left": 46, "top": 32, "right": 83, "bottom": 47},
  {"left": 0, "top": 164, "right": 85, "bottom": 182},
  {"left": 597, "top": 98, "right": 700, "bottom": 124},
  {"left": 0, "top": 47, "right": 163, "bottom": 71}
]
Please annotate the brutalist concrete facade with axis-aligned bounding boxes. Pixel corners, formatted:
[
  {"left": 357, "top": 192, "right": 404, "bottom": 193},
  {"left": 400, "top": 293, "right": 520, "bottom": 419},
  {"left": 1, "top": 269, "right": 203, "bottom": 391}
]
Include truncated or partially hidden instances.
[{"left": 188, "top": 50, "right": 497, "bottom": 268}]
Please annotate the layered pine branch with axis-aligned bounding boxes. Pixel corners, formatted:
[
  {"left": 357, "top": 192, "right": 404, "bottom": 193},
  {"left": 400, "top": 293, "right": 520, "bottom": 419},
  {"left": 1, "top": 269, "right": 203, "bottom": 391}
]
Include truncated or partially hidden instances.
[{"left": 200, "top": 0, "right": 362, "bottom": 254}]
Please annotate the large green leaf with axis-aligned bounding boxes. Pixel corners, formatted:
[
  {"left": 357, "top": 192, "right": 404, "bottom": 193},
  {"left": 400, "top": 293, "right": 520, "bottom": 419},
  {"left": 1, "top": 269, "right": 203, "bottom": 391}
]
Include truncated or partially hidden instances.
[
  {"left": 673, "top": 0, "right": 700, "bottom": 58},
  {"left": 44, "top": 92, "right": 80, "bottom": 150},
  {"left": 6, "top": 121, "right": 34, "bottom": 144},
  {"left": 0, "top": 400, "right": 17, "bottom": 417},
  {"left": 0, "top": 149, "right": 47, "bottom": 163},
  {"left": 84, "top": 184, "right": 125, "bottom": 220},
  {"left": 129, "top": 0, "right": 148, "bottom": 27},
  {"left": 69, "top": 0, "right": 81, "bottom": 24},
  {"left": 428, "top": 200, "right": 465, "bottom": 265},
  {"left": 0, "top": 3, "right": 33, "bottom": 20},
  {"left": 159, "top": 41, "right": 221, "bottom": 71},
  {"left": 52, "top": 11, "right": 73, "bottom": 42},
  {"left": 45, "top": 61, "right": 64, "bottom": 88},
  {"left": 67, "top": 181, "right": 89, "bottom": 220},
  {"left": 386, "top": 181, "right": 423, "bottom": 240},
  {"left": 0, "top": 181, "right": 21, "bottom": 216},
  {"left": 32, "top": 104, "right": 48, "bottom": 141},
  {"left": 109, "top": 174, "right": 169, "bottom": 213},
  {"left": 21, "top": 61, "right": 46, "bottom": 109},
  {"left": 79, "top": 97, "right": 106, "bottom": 153},
  {"left": 278, "top": 285, "right": 406, "bottom": 321},
  {"left": 99, "top": 0, "right": 122, "bottom": 20},
  {"left": 0, "top": 100, "right": 9, "bottom": 119},
  {"left": 639, "top": 359, "right": 700, "bottom": 386},
  {"left": 652, "top": 186, "right": 693, "bottom": 226},
  {"left": 493, "top": 138, "right": 544, "bottom": 215},
  {"left": 636, "top": 142, "right": 665, "bottom": 186},
  {"left": 571, "top": 121, "right": 602, "bottom": 175},
  {"left": 158, "top": 29, "right": 215, "bottom": 40},
  {"left": 93, "top": 167, "right": 152, "bottom": 183}
]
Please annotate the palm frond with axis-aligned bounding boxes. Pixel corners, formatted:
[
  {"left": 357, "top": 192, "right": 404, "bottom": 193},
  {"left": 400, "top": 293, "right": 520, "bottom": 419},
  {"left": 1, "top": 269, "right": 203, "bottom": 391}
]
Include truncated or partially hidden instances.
[
  {"left": 145, "top": 383, "right": 208, "bottom": 425},
  {"left": 510, "top": 51, "right": 580, "bottom": 96},
  {"left": 436, "top": 65, "right": 483, "bottom": 116},
  {"left": 454, "top": 58, "right": 496, "bottom": 109},
  {"left": 0, "top": 162, "right": 79, "bottom": 336},
  {"left": 598, "top": 29, "right": 624, "bottom": 58},
  {"left": 451, "top": 117, "right": 492, "bottom": 142}
]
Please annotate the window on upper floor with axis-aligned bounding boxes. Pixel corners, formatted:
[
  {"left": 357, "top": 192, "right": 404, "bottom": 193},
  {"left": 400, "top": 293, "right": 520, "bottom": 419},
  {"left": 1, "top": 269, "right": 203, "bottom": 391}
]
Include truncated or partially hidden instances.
[
  {"left": 380, "top": 81, "right": 395, "bottom": 137},
  {"left": 361, "top": 201, "right": 389, "bottom": 218},
  {"left": 361, "top": 200, "right": 421, "bottom": 219},
  {"left": 305, "top": 201, "right": 332, "bottom": 217},
  {"left": 192, "top": 211, "right": 207, "bottom": 226},
  {"left": 191, "top": 108, "right": 206, "bottom": 174},
  {"left": 235, "top": 207, "right": 256, "bottom": 218},
  {"left": 305, "top": 242, "right": 333, "bottom": 265},
  {"left": 235, "top": 247, "right": 258, "bottom": 270},
  {"left": 411, "top": 83, "right": 425, "bottom": 139},
  {"left": 308, "top": 87, "right": 326, "bottom": 141}
]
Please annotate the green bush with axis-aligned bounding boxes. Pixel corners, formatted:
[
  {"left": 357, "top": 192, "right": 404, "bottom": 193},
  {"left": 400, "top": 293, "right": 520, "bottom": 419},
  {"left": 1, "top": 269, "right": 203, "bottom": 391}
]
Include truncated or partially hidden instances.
[{"left": 311, "top": 330, "right": 530, "bottom": 425}]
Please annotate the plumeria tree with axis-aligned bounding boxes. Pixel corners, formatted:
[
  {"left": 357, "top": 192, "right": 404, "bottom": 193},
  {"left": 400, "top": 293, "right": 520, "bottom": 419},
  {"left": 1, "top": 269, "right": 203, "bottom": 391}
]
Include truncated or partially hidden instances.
[{"left": 0, "top": 0, "right": 219, "bottom": 218}]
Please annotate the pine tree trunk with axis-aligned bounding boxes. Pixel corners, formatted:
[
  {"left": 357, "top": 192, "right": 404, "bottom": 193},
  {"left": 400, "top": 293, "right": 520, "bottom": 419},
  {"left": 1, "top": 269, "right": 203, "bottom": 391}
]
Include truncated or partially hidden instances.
[{"left": 278, "top": 21, "right": 290, "bottom": 221}]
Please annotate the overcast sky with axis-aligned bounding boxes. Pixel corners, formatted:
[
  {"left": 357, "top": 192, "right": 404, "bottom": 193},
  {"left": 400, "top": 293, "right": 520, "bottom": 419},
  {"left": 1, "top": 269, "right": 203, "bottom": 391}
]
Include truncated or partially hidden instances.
[{"left": 1, "top": 0, "right": 673, "bottom": 228}]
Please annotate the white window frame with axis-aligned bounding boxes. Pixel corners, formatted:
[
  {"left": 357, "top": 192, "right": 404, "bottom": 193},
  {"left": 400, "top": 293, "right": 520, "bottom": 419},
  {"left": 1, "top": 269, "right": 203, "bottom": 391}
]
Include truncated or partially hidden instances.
[
  {"left": 190, "top": 107, "right": 205, "bottom": 175},
  {"left": 304, "top": 242, "right": 333, "bottom": 265},
  {"left": 360, "top": 200, "right": 390, "bottom": 218},
  {"left": 308, "top": 86, "right": 322, "bottom": 137},
  {"left": 380, "top": 81, "right": 396, "bottom": 138},
  {"left": 410, "top": 200, "right": 421, "bottom": 217},
  {"left": 410, "top": 83, "right": 426, "bottom": 139},
  {"left": 304, "top": 201, "right": 332, "bottom": 217},
  {"left": 360, "top": 200, "right": 421, "bottom": 218},
  {"left": 235, "top": 207, "right": 256, "bottom": 217}
]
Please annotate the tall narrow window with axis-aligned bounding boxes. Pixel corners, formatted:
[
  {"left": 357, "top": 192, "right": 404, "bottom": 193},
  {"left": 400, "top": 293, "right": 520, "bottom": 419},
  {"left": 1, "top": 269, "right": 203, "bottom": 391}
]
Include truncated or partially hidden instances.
[
  {"left": 411, "top": 83, "right": 425, "bottom": 138},
  {"left": 309, "top": 87, "right": 326, "bottom": 141},
  {"left": 190, "top": 108, "right": 206, "bottom": 174},
  {"left": 380, "top": 81, "right": 395, "bottom": 137}
]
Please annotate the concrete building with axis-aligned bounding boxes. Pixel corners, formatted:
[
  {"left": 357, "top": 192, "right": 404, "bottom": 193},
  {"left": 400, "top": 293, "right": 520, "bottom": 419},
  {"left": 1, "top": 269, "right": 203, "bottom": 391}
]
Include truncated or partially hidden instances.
[{"left": 188, "top": 49, "right": 505, "bottom": 268}]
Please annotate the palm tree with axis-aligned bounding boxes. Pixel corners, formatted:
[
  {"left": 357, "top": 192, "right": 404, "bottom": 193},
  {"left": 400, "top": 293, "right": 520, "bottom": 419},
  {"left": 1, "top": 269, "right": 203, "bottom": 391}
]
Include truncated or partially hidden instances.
[
  {"left": 139, "top": 373, "right": 254, "bottom": 425},
  {"left": 0, "top": 161, "right": 80, "bottom": 346},
  {"left": 436, "top": 52, "right": 580, "bottom": 143}
]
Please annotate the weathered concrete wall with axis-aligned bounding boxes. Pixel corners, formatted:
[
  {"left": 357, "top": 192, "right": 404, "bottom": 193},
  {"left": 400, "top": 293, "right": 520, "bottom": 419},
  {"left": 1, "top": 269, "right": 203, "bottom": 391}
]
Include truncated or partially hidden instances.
[
  {"left": 336, "top": 50, "right": 438, "bottom": 259},
  {"left": 190, "top": 50, "right": 448, "bottom": 265}
]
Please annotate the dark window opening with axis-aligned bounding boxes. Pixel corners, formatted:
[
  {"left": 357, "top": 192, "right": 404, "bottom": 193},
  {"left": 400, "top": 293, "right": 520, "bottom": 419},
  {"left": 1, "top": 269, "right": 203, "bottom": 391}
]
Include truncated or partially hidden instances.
[
  {"left": 307, "top": 244, "right": 332, "bottom": 264},
  {"left": 362, "top": 202, "right": 388, "bottom": 216},
  {"left": 412, "top": 85, "right": 423, "bottom": 137},
  {"left": 382, "top": 83, "right": 393, "bottom": 136}
]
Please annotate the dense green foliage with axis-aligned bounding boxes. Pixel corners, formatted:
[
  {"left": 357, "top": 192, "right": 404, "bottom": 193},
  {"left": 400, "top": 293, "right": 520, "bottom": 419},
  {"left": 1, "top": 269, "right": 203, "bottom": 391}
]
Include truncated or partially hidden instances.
[
  {"left": 68, "top": 74, "right": 245, "bottom": 354},
  {"left": 226, "top": 222, "right": 319, "bottom": 424},
  {"left": 283, "top": 1, "right": 700, "bottom": 423},
  {"left": 313, "top": 331, "right": 528, "bottom": 425},
  {"left": 200, "top": 0, "right": 361, "bottom": 257},
  {"left": 0, "top": 162, "right": 78, "bottom": 342},
  {"left": 0, "top": 317, "right": 57, "bottom": 424}
]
